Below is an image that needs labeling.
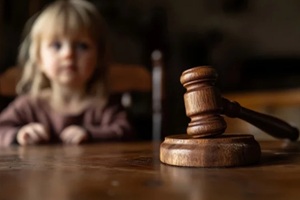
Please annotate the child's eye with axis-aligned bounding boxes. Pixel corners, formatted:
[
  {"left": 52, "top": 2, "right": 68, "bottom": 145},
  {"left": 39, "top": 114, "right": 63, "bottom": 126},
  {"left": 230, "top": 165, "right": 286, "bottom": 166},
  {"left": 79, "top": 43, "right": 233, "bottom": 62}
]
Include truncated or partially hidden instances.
[
  {"left": 50, "top": 41, "right": 62, "bottom": 50},
  {"left": 76, "top": 42, "right": 89, "bottom": 51}
]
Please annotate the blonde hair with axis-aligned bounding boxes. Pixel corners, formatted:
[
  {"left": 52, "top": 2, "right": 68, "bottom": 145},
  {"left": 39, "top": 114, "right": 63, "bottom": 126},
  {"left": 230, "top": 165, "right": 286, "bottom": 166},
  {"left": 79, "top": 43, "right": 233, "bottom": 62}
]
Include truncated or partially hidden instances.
[{"left": 16, "top": 0, "right": 109, "bottom": 98}]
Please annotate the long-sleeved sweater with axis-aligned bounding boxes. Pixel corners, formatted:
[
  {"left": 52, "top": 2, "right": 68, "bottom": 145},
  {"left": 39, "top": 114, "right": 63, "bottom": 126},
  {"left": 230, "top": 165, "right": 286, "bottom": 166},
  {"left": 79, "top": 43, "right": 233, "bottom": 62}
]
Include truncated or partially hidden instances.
[{"left": 0, "top": 94, "right": 134, "bottom": 146}]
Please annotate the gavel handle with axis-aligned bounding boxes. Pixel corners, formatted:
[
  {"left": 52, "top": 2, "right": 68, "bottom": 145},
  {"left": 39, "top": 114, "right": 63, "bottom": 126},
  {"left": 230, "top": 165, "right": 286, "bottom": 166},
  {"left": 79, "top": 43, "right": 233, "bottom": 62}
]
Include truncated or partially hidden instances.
[{"left": 221, "top": 98, "right": 299, "bottom": 141}]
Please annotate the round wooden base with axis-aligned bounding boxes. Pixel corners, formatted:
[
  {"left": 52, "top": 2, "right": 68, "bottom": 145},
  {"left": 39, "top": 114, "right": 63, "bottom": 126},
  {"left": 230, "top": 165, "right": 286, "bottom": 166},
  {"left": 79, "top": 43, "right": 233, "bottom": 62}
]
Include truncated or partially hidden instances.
[{"left": 160, "top": 134, "right": 261, "bottom": 167}]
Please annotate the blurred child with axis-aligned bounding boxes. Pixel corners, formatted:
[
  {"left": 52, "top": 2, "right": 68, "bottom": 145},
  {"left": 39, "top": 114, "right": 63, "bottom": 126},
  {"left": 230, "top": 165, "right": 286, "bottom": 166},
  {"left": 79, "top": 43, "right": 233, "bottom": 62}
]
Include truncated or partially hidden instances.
[{"left": 0, "top": 0, "right": 134, "bottom": 146}]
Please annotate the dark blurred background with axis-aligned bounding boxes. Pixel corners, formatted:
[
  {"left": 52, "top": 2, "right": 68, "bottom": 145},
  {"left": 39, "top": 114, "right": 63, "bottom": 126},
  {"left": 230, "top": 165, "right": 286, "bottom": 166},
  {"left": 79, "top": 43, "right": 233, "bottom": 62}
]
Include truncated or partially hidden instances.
[{"left": 1, "top": 0, "right": 300, "bottom": 138}]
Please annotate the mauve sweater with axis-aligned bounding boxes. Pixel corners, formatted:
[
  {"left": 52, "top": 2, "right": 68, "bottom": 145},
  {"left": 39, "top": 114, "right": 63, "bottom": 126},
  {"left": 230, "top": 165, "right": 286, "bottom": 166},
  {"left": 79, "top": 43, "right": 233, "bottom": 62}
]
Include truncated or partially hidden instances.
[{"left": 0, "top": 94, "right": 134, "bottom": 147}]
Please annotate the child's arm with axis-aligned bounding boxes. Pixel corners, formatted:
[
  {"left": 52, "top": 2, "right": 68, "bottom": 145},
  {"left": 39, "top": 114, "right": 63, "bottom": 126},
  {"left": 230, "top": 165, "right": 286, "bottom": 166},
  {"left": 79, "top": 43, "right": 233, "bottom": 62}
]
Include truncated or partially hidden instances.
[
  {"left": 0, "top": 99, "right": 25, "bottom": 146},
  {"left": 83, "top": 103, "right": 135, "bottom": 141},
  {"left": 60, "top": 125, "right": 89, "bottom": 144},
  {"left": 16, "top": 123, "right": 49, "bottom": 146},
  {"left": 0, "top": 95, "right": 47, "bottom": 146}
]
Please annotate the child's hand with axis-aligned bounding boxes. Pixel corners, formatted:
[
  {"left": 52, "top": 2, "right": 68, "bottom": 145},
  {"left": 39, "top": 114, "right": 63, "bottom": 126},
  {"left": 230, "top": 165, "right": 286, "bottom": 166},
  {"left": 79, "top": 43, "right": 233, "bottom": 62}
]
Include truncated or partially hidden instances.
[
  {"left": 17, "top": 123, "right": 49, "bottom": 146},
  {"left": 60, "top": 125, "right": 88, "bottom": 145}
]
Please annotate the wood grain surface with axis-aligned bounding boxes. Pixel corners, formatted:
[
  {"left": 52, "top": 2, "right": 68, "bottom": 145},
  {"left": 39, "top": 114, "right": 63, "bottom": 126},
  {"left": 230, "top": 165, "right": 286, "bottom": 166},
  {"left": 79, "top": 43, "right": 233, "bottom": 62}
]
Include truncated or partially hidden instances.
[
  {"left": 160, "top": 134, "right": 261, "bottom": 167},
  {"left": 1, "top": 140, "right": 300, "bottom": 200}
]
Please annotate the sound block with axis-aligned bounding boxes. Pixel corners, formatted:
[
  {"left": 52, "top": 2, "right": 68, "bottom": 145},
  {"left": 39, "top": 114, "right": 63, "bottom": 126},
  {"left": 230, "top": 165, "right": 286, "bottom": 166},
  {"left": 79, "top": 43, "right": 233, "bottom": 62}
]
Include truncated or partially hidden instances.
[{"left": 160, "top": 134, "right": 261, "bottom": 167}]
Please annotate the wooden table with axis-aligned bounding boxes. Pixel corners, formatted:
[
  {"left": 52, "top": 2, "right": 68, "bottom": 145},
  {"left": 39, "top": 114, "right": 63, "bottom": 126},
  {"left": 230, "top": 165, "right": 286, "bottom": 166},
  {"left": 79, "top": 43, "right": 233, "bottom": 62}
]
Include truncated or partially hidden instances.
[{"left": 1, "top": 140, "right": 300, "bottom": 200}]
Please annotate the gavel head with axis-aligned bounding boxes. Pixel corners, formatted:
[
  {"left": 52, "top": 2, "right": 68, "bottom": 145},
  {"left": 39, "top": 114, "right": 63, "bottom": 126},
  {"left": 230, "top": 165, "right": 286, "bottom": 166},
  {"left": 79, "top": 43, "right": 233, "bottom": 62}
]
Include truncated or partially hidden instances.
[{"left": 180, "top": 66, "right": 227, "bottom": 138}]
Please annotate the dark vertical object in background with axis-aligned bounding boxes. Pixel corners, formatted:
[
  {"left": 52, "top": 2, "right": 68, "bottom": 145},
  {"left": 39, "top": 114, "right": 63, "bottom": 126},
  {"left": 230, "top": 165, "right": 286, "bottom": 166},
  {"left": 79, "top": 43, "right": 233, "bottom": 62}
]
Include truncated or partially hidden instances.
[
  {"left": 142, "top": 6, "right": 170, "bottom": 69},
  {"left": 151, "top": 49, "right": 166, "bottom": 140},
  {"left": 143, "top": 6, "right": 170, "bottom": 139}
]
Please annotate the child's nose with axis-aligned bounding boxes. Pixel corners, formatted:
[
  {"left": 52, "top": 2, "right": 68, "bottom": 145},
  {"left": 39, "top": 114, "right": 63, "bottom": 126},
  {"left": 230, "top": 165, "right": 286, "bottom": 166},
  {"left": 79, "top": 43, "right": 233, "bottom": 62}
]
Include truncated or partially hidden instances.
[{"left": 61, "top": 44, "right": 75, "bottom": 58}]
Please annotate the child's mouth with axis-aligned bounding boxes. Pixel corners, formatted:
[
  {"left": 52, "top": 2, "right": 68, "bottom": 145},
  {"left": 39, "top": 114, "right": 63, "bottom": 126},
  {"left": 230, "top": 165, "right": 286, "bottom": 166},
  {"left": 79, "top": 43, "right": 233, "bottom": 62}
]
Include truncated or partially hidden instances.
[{"left": 62, "top": 65, "right": 77, "bottom": 72}]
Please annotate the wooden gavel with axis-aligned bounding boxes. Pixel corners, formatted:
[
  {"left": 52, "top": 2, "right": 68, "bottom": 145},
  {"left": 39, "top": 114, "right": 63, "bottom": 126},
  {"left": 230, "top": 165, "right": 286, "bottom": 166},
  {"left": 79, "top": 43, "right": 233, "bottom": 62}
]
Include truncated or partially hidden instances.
[{"left": 180, "top": 66, "right": 299, "bottom": 141}]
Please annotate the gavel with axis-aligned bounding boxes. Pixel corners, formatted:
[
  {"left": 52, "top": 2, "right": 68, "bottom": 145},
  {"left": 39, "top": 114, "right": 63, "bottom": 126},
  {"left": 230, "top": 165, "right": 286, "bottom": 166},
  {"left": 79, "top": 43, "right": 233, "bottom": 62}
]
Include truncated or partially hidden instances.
[
  {"left": 160, "top": 66, "right": 299, "bottom": 167},
  {"left": 180, "top": 66, "right": 299, "bottom": 141}
]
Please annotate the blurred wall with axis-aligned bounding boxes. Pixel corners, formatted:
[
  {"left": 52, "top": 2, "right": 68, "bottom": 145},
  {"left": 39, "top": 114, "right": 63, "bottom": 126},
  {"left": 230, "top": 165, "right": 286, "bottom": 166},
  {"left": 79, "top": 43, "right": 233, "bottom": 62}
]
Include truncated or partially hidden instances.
[{"left": 1, "top": 0, "right": 300, "bottom": 137}]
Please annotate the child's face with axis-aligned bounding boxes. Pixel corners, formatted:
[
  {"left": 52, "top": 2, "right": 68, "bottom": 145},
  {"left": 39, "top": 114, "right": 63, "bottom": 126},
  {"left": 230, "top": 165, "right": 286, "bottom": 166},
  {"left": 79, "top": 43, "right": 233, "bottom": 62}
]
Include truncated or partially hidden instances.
[{"left": 39, "top": 33, "right": 98, "bottom": 88}]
